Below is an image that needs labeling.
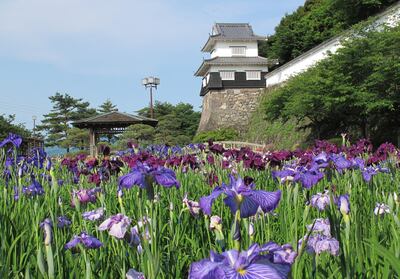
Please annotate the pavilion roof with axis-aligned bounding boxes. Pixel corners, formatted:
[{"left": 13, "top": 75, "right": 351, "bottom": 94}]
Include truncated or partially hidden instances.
[{"left": 72, "top": 111, "right": 158, "bottom": 129}]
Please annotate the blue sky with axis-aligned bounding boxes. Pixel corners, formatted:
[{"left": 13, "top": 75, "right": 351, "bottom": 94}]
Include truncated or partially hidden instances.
[{"left": 0, "top": 0, "right": 304, "bottom": 129}]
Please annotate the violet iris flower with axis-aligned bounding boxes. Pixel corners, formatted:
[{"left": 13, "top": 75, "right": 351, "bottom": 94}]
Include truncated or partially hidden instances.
[
  {"left": 0, "top": 133, "right": 22, "bottom": 148},
  {"left": 57, "top": 216, "right": 72, "bottom": 228},
  {"left": 82, "top": 207, "right": 105, "bottom": 221},
  {"left": 118, "top": 163, "right": 180, "bottom": 193},
  {"left": 261, "top": 242, "right": 298, "bottom": 265},
  {"left": 183, "top": 193, "right": 201, "bottom": 217},
  {"left": 22, "top": 178, "right": 44, "bottom": 197},
  {"left": 299, "top": 218, "right": 339, "bottom": 256},
  {"left": 189, "top": 243, "right": 291, "bottom": 279},
  {"left": 310, "top": 190, "right": 330, "bottom": 211},
  {"left": 98, "top": 213, "right": 131, "bottom": 239},
  {"left": 65, "top": 232, "right": 103, "bottom": 250},
  {"left": 200, "top": 175, "right": 281, "bottom": 218},
  {"left": 273, "top": 165, "right": 324, "bottom": 189}
]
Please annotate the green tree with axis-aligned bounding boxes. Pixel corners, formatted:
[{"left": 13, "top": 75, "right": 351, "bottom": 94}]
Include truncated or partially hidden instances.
[
  {"left": 117, "top": 101, "right": 201, "bottom": 147},
  {"left": 60, "top": 127, "right": 90, "bottom": 150},
  {"left": 259, "top": 0, "right": 396, "bottom": 64},
  {"left": 37, "top": 93, "right": 97, "bottom": 151},
  {"left": 98, "top": 99, "right": 118, "bottom": 114},
  {"left": 0, "top": 114, "right": 31, "bottom": 140},
  {"left": 264, "top": 25, "right": 400, "bottom": 145}
]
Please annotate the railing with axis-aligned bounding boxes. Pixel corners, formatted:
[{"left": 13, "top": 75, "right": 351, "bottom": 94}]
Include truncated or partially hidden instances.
[{"left": 212, "top": 141, "right": 267, "bottom": 152}]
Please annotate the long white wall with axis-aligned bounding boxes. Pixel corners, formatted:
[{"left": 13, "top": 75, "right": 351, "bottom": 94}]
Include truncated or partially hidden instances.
[{"left": 265, "top": 1, "right": 400, "bottom": 87}]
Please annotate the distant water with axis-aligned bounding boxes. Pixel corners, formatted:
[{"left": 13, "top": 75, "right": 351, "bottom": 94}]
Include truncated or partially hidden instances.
[{"left": 45, "top": 146, "right": 79, "bottom": 156}]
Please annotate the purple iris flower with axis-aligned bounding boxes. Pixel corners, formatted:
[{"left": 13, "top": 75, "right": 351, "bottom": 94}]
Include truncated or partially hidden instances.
[
  {"left": 0, "top": 133, "right": 22, "bottom": 148},
  {"left": 310, "top": 190, "right": 330, "bottom": 211},
  {"left": 57, "top": 216, "right": 72, "bottom": 228},
  {"left": 350, "top": 157, "right": 365, "bottom": 169},
  {"left": 22, "top": 178, "right": 44, "bottom": 197},
  {"left": 126, "top": 269, "right": 146, "bottom": 279},
  {"left": 71, "top": 187, "right": 101, "bottom": 206},
  {"left": 65, "top": 232, "right": 103, "bottom": 250},
  {"left": 82, "top": 207, "right": 104, "bottom": 221},
  {"left": 98, "top": 214, "right": 131, "bottom": 239},
  {"left": 189, "top": 243, "right": 291, "bottom": 279},
  {"left": 118, "top": 163, "right": 180, "bottom": 193},
  {"left": 293, "top": 167, "right": 324, "bottom": 189},
  {"left": 261, "top": 242, "right": 298, "bottom": 265},
  {"left": 307, "top": 218, "right": 331, "bottom": 237},
  {"left": 329, "top": 154, "right": 352, "bottom": 171},
  {"left": 183, "top": 193, "right": 201, "bottom": 217},
  {"left": 272, "top": 168, "right": 296, "bottom": 183},
  {"left": 200, "top": 175, "right": 281, "bottom": 218},
  {"left": 302, "top": 235, "right": 340, "bottom": 256},
  {"left": 313, "top": 152, "right": 329, "bottom": 168},
  {"left": 300, "top": 218, "right": 339, "bottom": 256},
  {"left": 362, "top": 166, "right": 377, "bottom": 182}
]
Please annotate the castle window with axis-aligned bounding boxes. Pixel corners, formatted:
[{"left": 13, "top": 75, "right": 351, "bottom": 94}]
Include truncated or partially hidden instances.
[
  {"left": 230, "top": 46, "right": 246, "bottom": 56},
  {"left": 246, "top": 71, "right": 261, "bottom": 80},
  {"left": 220, "top": 71, "right": 235, "bottom": 80}
]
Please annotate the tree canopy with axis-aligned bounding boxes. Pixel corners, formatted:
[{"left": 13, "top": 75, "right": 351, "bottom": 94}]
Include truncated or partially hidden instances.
[
  {"left": 98, "top": 99, "right": 118, "bottom": 114},
  {"left": 0, "top": 114, "right": 31, "bottom": 140},
  {"left": 259, "top": 0, "right": 396, "bottom": 65},
  {"left": 118, "top": 102, "right": 201, "bottom": 146},
  {"left": 263, "top": 25, "right": 400, "bottom": 145},
  {"left": 37, "top": 93, "right": 97, "bottom": 151}
]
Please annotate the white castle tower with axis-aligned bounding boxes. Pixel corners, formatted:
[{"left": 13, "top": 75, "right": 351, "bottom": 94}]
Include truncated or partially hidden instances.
[{"left": 195, "top": 23, "right": 277, "bottom": 132}]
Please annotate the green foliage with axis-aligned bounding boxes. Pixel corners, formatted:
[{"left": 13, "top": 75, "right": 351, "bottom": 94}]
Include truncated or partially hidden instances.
[
  {"left": 0, "top": 114, "right": 31, "bottom": 140},
  {"left": 98, "top": 99, "right": 118, "bottom": 114},
  {"left": 259, "top": 0, "right": 396, "bottom": 64},
  {"left": 193, "top": 128, "right": 239, "bottom": 143},
  {"left": 60, "top": 127, "right": 89, "bottom": 151},
  {"left": 264, "top": 26, "right": 400, "bottom": 145},
  {"left": 37, "top": 93, "right": 97, "bottom": 150},
  {"left": 117, "top": 102, "right": 201, "bottom": 147},
  {"left": 245, "top": 89, "right": 310, "bottom": 149},
  {"left": 117, "top": 124, "right": 156, "bottom": 148}
]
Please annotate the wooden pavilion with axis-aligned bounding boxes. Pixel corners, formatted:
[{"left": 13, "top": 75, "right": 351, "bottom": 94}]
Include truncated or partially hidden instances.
[{"left": 72, "top": 111, "right": 158, "bottom": 156}]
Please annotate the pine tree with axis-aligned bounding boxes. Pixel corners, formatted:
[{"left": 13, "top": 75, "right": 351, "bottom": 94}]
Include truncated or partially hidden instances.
[
  {"left": 37, "top": 93, "right": 97, "bottom": 151},
  {"left": 98, "top": 99, "right": 118, "bottom": 114}
]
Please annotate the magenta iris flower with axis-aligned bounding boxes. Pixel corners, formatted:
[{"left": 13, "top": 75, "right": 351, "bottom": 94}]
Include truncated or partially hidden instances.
[
  {"left": 200, "top": 175, "right": 281, "bottom": 218},
  {"left": 65, "top": 232, "right": 103, "bottom": 250},
  {"left": 189, "top": 243, "right": 292, "bottom": 279}
]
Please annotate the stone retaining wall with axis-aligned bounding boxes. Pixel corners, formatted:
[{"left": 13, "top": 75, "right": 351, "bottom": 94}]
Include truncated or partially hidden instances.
[{"left": 197, "top": 88, "right": 263, "bottom": 133}]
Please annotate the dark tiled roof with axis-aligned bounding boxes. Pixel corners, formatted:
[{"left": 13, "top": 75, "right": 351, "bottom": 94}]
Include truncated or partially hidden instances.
[
  {"left": 195, "top": 56, "right": 277, "bottom": 76},
  {"left": 72, "top": 111, "right": 158, "bottom": 128},
  {"left": 202, "top": 23, "right": 267, "bottom": 52}
]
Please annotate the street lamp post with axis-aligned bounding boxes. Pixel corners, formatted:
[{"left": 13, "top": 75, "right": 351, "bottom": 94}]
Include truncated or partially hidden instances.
[
  {"left": 141, "top": 76, "right": 160, "bottom": 119},
  {"left": 32, "top": 115, "right": 37, "bottom": 146}
]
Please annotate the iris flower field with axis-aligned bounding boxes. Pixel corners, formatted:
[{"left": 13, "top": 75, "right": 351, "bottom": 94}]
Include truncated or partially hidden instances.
[{"left": 0, "top": 133, "right": 399, "bottom": 278}]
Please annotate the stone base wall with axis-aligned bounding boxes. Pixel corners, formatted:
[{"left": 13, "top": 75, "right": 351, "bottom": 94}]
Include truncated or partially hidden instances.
[{"left": 197, "top": 88, "right": 264, "bottom": 133}]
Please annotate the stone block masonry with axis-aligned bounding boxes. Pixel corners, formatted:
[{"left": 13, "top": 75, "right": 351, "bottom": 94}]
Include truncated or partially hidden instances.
[{"left": 197, "top": 88, "right": 264, "bottom": 133}]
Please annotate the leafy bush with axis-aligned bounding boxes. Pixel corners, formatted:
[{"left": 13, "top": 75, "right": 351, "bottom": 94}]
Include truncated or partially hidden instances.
[{"left": 193, "top": 128, "right": 239, "bottom": 143}]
